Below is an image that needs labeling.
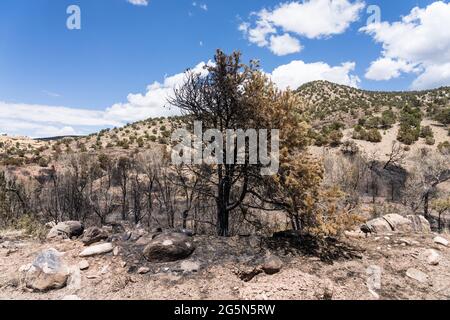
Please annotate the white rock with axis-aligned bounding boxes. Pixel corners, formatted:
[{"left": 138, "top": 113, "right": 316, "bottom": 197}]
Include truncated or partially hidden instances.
[
  {"left": 419, "top": 249, "right": 441, "bottom": 266},
  {"left": 67, "top": 267, "right": 81, "bottom": 290},
  {"left": 113, "top": 247, "right": 120, "bottom": 256},
  {"left": 433, "top": 236, "right": 449, "bottom": 247},
  {"left": 79, "top": 243, "right": 113, "bottom": 257},
  {"left": 78, "top": 260, "right": 89, "bottom": 270},
  {"left": 406, "top": 268, "right": 429, "bottom": 283},
  {"left": 137, "top": 267, "right": 150, "bottom": 274},
  {"left": 180, "top": 261, "right": 200, "bottom": 273}
]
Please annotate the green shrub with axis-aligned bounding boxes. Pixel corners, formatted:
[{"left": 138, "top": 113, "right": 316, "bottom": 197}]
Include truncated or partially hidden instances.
[
  {"left": 425, "top": 136, "right": 435, "bottom": 145},
  {"left": 420, "top": 126, "right": 434, "bottom": 138},
  {"left": 367, "top": 129, "right": 382, "bottom": 143}
]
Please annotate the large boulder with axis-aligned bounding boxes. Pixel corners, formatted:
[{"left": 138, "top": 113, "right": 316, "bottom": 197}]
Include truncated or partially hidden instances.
[
  {"left": 47, "top": 221, "right": 84, "bottom": 240},
  {"left": 364, "top": 214, "right": 430, "bottom": 234},
  {"left": 406, "top": 215, "right": 431, "bottom": 233},
  {"left": 143, "top": 232, "right": 195, "bottom": 262},
  {"left": 383, "top": 214, "right": 414, "bottom": 232},
  {"left": 81, "top": 227, "right": 109, "bottom": 246},
  {"left": 365, "top": 217, "right": 393, "bottom": 233},
  {"left": 25, "top": 248, "right": 69, "bottom": 292}
]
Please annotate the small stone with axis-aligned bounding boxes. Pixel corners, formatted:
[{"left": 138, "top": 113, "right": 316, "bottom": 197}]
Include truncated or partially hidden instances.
[
  {"left": 406, "top": 268, "right": 429, "bottom": 283},
  {"left": 261, "top": 255, "right": 283, "bottom": 275},
  {"left": 78, "top": 260, "right": 90, "bottom": 270},
  {"left": 137, "top": 267, "right": 150, "bottom": 274},
  {"left": 433, "top": 236, "right": 449, "bottom": 247},
  {"left": 113, "top": 247, "right": 120, "bottom": 256}
]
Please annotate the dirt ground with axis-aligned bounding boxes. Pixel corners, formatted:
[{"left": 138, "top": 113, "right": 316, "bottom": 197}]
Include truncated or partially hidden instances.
[{"left": 1, "top": 227, "right": 449, "bottom": 301}]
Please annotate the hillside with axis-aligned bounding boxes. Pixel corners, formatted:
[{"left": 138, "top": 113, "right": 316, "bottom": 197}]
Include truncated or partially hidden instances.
[{"left": 297, "top": 80, "right": 450, "bottom": 128}]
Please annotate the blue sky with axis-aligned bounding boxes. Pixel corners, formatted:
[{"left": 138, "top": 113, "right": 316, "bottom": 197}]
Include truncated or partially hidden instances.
[{"left": 0, "top": 0, "right": 449, "bottom": 137}]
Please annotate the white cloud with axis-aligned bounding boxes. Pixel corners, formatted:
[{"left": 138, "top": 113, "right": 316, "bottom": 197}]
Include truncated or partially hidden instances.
[
  {"left": 127, "top": 0, "right": 148, "bottom": 6},
  {"left": 192, "top": 2, "right": 208, "bottom": 11},
  {"left": 269, "top": 34, "right": 303, "bottom": 56},
  {"left": 240, "top": 0, "right": 365, "bottom": 54},
  {"left": 0, "top": 102, "right": 121, "bottom": 138},
  {"left": 239, "top": 20, "right": 276, "bottom": 47},
  {"left": 365, "top": 58, "right": 418, "bottom": 81},
  {"left": 361, "top": 1, "right": 450, "bottom": 89},
  {"left": 412, "top": 62, "right": 450, "bottom": 90},
  {"left": 269, "top": 60, "right": 360, "bottom": 90},
  {"left": 1, "top": 62, "right": 211, "bottom": 138},
  {"left": 105, "top": 61, "right": 211, "bottom": 123}
]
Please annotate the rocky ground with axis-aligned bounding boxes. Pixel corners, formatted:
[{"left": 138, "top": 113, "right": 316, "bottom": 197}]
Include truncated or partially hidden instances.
[{"left": 0, "top": 216, "right": 449, "bottom": 300}]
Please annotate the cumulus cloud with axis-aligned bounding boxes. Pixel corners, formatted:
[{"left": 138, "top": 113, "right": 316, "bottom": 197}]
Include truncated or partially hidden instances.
[
  {"left": 361, "top": 1, "right": 450, "bottom": 89},
  {"left": 365, "top": 58, "right": 419, "bottom": 81},
  {"left": 104, "top": 61, "right": 211, "bottom": 122},
  {"left": 269, "top": 34, "right": 303, "bottom": 56},
  {"left": 127, "top": 0, "right": 149, "bottom": 6},
  {"left": 269, "top": 60, "right": 360, "bottom": 90},
  {"left": 240, "top": 0, "right": 365, "bottom": 55}
]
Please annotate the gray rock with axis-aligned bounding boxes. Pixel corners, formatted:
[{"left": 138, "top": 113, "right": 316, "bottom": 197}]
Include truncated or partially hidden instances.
[
  {"left": 143, "top": 232, "right": 195, "bottom": 262},
  {"left": 81, "top": 227, "right": 109, "bottom": 246},
  {"left": 79, "top": 243, "right": 113, "bottom": 257},
  {"left": 406, "top": 268, "right": 429, "bottom": 283},
  {"left": 261, "top": 255, "right": 283, "bottom": 275},
  {"left": 32, "top": 248, "right": 64, "bottom": 274},
  {"left": 47, "top": 221, "right": 84, "bottom": 240}
]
